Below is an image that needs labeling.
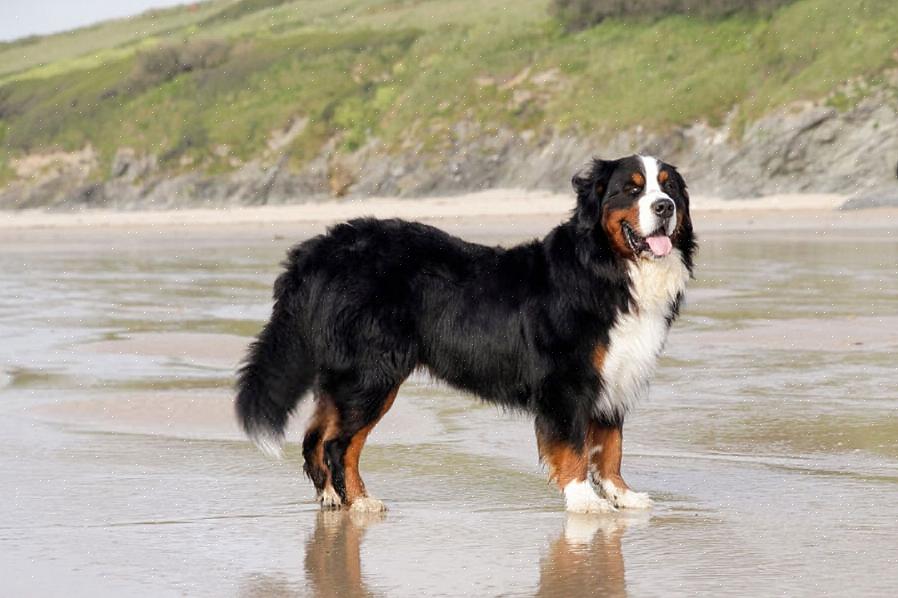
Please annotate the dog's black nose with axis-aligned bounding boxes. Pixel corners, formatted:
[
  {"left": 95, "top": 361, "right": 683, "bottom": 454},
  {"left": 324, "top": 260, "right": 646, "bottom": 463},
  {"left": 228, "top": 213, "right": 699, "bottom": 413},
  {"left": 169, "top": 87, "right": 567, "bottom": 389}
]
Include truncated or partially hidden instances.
[{"left": 652, "top": 198, "right": 675, "bottom": 219}]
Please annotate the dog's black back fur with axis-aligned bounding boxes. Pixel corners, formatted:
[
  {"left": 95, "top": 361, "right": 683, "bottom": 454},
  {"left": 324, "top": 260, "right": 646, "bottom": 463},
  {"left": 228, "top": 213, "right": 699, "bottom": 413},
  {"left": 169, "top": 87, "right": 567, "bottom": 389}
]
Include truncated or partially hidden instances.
[{"left": 236, "top": 156, "right": 695, "bottom": 501}]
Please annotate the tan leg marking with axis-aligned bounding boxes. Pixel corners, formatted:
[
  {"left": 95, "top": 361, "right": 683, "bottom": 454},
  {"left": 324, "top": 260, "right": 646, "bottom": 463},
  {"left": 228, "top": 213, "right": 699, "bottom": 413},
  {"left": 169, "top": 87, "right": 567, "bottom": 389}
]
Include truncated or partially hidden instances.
[
  {"left": 588, "top": 422, "right": 627, "bottom": 491},
  {"left": 310, "top": 398, "right": 342, "bottom": 508},
  {"left": 589, "top": 344, "right": 628, "bottom": 491},
  {"left": 589, "top": 421, "right": 652, "bottom": 509},
  {"left": 538, "top": 428, "right": 615, "bottom": 513},
  {"left": 343, "top": 388, "right": 399, "bottom": 507},
  {"left": 537, "top": 432, "right": 589, "bottom": 490}
]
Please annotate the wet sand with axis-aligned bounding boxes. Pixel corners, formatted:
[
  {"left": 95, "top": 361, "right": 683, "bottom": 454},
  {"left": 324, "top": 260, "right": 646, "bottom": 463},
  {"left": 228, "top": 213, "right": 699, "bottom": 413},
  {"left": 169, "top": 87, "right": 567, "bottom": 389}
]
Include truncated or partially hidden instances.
[{"left": 1, "top": 200, "right": 897, "bottom": 596}]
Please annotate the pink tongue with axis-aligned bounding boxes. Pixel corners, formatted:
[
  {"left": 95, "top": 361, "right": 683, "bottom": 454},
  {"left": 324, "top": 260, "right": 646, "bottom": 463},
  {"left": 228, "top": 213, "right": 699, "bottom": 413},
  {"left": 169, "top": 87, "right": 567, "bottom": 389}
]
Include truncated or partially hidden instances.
[{"left": 646, "top": 235, "right": 672, "bottom": 257}]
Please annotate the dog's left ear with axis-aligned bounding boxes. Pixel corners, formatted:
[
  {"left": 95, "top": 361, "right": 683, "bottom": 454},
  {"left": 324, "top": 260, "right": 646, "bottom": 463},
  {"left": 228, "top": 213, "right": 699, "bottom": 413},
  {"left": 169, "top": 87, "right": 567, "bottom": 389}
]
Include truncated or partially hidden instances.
[
  {"left": 667, "top": 166, "right": 690, "bottom": 209},
  {"left": 572, "top": 158, "right": 616, "bottom": 229},
  {"left": 668, "top": 165, "right": 697, "bottom": 273},
  {"left": 668, "top": 166, "right": 693, "bottom": 232}
]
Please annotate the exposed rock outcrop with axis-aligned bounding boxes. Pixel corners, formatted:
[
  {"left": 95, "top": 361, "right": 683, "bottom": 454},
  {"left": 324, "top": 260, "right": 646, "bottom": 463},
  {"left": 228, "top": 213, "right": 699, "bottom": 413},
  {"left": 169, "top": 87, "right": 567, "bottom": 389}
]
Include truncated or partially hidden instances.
[{"left": 2, "top": 86, "right": 897, "bottom": 210}]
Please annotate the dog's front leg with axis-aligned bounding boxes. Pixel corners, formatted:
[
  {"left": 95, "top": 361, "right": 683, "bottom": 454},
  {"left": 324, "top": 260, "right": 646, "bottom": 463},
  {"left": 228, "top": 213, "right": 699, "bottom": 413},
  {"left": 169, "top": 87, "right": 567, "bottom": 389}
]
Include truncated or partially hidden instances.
[
  {"left": 588, "top": 421, "right": 652, "bottom": 509},
  {"left": 536, "top": 425, "right": 615, "bottom": 514}
]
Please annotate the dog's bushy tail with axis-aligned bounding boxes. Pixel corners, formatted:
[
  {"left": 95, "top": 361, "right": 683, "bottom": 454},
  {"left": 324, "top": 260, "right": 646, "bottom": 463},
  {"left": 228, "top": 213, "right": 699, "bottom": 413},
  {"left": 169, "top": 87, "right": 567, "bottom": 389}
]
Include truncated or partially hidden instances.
[{"left": 235, "top": 269, "right": 314, "bottom": 459}]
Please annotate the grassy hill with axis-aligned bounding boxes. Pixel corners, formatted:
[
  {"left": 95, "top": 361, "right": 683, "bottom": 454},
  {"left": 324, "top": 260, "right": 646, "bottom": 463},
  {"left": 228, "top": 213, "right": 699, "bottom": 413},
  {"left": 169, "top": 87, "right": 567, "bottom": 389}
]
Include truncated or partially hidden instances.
[{"left": 1, "top": 0, "right": 897, "bottom": 201}]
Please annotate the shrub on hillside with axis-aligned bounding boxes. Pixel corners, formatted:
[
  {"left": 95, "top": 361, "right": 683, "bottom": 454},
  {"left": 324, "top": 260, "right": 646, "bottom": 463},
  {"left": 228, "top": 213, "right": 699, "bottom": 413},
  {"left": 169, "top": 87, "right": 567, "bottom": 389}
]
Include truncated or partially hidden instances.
[
  {"left": 130, "top": 39, "right": 230, "bottom": 89},
  {"left": 551, "top": 0, "right": 795, "bottom": 30}
]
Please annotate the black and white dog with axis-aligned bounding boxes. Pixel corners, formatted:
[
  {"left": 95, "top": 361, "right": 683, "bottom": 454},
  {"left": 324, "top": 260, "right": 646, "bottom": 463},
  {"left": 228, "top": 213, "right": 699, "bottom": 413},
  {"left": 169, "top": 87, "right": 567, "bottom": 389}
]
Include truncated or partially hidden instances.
[{"left": 236, "top": 155, "right": 695, "bottom": 513}]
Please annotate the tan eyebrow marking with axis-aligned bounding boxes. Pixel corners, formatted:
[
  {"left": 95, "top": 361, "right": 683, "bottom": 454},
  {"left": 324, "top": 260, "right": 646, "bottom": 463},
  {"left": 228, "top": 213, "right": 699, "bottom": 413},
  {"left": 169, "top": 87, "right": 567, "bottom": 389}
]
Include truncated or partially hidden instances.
[
  {"left": 631, "top": 172, "right": 645, "bottom": 186},
  {"left": 658, "top": 170, "right": 669, "bottom": 184}
]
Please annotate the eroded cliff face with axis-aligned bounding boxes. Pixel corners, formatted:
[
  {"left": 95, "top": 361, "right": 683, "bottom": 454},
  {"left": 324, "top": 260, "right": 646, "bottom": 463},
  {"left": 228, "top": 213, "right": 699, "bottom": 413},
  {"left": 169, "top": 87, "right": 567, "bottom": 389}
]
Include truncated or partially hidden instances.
[{"left": 3, "top": 86, "right": 897, "bottom": 211}]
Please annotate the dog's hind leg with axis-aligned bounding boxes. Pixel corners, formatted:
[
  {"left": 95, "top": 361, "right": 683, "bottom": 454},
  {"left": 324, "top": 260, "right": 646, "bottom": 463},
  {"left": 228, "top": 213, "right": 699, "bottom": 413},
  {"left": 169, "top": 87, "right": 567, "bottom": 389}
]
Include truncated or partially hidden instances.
[
  {"left": 588, "top": 421, "right": 652, "bottom": 510},
  {"left": 303, "top": 396, "right": 342, "bottom": 509},
  {"left": 322, "top": 381, "right": 402, "bottom": 512},
  {"left": 536, "top": 423, "right": 615, "bottom": 514}
]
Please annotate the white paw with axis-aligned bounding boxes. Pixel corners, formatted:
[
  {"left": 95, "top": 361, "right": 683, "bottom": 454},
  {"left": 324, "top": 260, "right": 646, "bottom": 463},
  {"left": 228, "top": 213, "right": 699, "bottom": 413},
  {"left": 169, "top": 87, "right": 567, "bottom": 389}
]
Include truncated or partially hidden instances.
[
  {"left": 318, "top": 486, "right": 343, "bottom": 510},
  {"left": 349, "top": 496, "right": 387, "bottom": 513},
  {"left": 564, "top": 480, "right": 616, "bottom": 514},
  {"left": 617, "top": 490, "right": 653, "bottom": 509},
  {"left": 598, "top": 478, "right": 653, "bottom": 510}
]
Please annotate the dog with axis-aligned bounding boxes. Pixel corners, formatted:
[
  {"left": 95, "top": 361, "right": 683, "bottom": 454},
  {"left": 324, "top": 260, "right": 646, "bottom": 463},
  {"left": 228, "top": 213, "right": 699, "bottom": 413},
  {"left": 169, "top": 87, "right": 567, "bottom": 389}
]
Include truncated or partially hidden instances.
[{"left": 236, "top": 155, "right": 695, "bottom": 513}]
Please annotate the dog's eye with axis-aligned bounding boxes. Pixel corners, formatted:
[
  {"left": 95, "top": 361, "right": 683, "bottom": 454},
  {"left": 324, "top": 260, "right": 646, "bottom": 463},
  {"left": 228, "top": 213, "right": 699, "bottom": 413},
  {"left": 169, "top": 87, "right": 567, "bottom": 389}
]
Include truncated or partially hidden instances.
[{"left": 627, "top": 186, "right": 641, "bottom": 196}]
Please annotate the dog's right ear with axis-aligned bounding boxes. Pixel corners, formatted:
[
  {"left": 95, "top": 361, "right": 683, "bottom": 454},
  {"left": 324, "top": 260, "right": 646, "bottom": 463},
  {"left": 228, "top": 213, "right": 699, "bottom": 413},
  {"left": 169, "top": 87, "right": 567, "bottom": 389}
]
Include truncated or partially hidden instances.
[{"left": 572, "top": 158, "right": 616, "bottom": 229}]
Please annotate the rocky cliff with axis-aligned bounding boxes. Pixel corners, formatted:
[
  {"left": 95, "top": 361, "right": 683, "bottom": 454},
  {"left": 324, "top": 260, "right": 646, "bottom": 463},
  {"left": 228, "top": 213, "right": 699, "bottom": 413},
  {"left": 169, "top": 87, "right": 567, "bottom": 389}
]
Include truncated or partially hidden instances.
[{"left": 4, "top": 84, "right": 896, "bottom": 211}]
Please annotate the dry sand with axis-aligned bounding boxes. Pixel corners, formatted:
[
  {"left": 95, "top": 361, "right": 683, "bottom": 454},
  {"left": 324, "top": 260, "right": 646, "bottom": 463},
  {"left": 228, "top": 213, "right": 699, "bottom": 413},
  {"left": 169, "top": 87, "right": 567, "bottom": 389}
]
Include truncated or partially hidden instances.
[{"left": 1, "top": 189, "right": 895, "bottom": 236}]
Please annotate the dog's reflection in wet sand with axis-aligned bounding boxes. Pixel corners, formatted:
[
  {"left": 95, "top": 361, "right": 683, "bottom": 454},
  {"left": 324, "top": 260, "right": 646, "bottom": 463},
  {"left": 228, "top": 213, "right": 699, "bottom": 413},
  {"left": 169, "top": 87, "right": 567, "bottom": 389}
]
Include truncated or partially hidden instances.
[
  {"left": 303, "top": 510, "right": 384, "bottom": 598},
  {"left": 245, "top": 510, "right": 639, "bottom": 597},
  {"left": 537, "top": 514, "right": 643, "bottom": 598},
  {"left": 239, "top": 510, "right": 383, "bottom": 598}
]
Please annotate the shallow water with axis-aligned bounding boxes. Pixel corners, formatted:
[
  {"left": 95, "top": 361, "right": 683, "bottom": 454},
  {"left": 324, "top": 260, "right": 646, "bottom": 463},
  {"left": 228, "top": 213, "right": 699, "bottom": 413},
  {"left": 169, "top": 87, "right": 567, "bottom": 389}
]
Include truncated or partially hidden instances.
[{"left": 1, "top": 222, "right": 897, "bottom": 596}]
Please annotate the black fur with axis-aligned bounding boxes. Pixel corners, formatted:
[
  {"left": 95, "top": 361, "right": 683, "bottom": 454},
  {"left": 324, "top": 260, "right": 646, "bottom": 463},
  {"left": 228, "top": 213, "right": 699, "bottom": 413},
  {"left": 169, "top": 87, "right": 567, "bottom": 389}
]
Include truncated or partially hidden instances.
[{"left": 235, "top": 155, "right": 695, "bottom": 500}]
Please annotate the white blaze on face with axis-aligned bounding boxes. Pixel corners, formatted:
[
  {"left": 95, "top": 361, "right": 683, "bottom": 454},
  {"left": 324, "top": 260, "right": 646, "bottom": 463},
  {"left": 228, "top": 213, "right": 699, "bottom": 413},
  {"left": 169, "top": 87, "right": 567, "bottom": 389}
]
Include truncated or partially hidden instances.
[{"left": 637, "top": 155, "right": 676, "bottom": 238}]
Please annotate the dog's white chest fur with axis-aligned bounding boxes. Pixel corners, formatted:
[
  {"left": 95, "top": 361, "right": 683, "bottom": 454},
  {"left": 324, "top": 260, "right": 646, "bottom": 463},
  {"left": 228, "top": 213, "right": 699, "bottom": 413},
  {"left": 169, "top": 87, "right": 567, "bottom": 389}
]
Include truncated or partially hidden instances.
[{"left": 596, "top": 250, "right": 689, "bottom": 420}]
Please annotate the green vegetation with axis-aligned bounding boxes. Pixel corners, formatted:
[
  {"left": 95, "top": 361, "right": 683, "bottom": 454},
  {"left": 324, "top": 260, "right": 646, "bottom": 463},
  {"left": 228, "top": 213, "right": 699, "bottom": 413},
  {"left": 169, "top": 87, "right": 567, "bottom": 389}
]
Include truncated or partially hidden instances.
[
  {"left": 550, "top": 0, "right": 796, "bottom": 31},
  {"left": 1, "top": 0, "right": 897, "bottom": 189},
  {"left": 200, "top": 0, "right": 295, "bottom": 25}
]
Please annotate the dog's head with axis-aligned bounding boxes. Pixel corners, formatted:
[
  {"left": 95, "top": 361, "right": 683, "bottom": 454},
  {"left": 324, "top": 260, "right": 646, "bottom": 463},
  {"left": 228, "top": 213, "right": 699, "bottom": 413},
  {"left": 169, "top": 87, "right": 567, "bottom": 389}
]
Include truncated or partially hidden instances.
[{"left": 572, "top": 155, "right": 694, "bottom": 265}]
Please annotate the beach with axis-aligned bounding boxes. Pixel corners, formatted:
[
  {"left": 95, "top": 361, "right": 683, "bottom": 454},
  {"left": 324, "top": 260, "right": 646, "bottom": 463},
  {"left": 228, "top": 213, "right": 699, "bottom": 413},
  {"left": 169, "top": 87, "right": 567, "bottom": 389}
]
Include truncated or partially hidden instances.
[{"left": 1, "top": 192, "right": 897, "bottom": 596}]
